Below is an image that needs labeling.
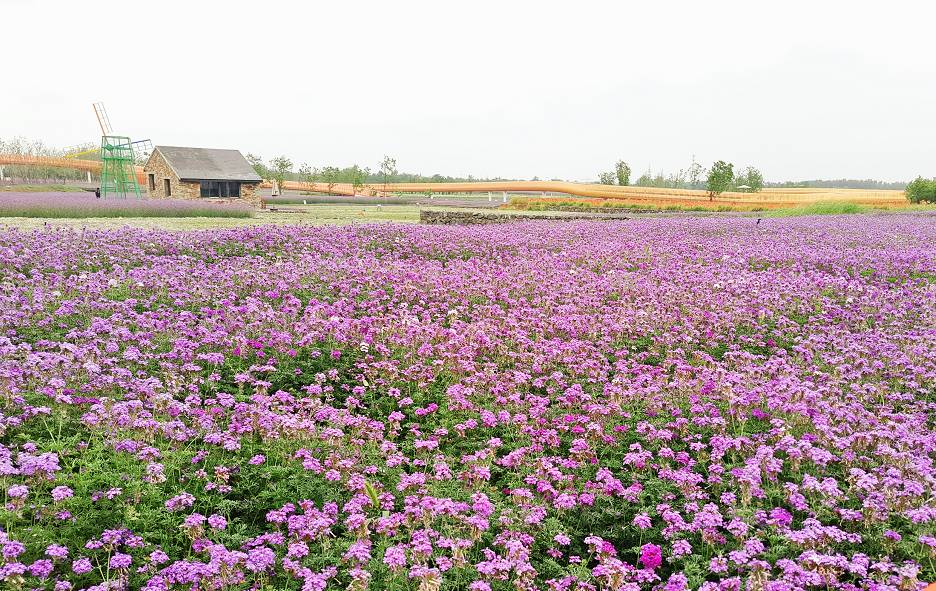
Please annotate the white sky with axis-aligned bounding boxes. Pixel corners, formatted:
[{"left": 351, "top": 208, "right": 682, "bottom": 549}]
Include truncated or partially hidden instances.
[{"left": 2, "top": 0, "right": 934, "bottom": 182}]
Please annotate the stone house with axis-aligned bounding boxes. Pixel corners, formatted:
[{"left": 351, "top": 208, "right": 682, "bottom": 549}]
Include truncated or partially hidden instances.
[{"left": 143, "top": 146, "right": 263, "bottom": 206}]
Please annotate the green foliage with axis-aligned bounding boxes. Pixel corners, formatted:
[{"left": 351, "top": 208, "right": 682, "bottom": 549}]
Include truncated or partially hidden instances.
[
  {"left": 297, "top": 163, "right": 319, "bottom": 185},
  {"left": 597, "top": 171, "right": 616, "bottom": 185},
  {"left": 269, "top": 156, "right": 293, "bottom": 190},
  {"left": 767, "top": 202, "right": 869, "bottom": 217},
  {"left": 320, "top": 166, "right": 340, "bottom": 193},
  {"left": 634, "top": 166, "right": 685, "bottom": 189},
  {"left": 905, "top": 176, "right": 936, "bottom": 203},
  {"left": 734, "top": 166, "right": 764, "bottom": 192},
  {"left": 245, "top": 153, "right": 270, "bottom": 179},
  {"left": 378, "top": 156, "right": 398, "bottom": 193},
  {"left": 635, "top": 169, "right": 654, "bottom": 187},
  {"left": 768, "top": 178, "right": 907, "bottom": 190},
  {"left": 615, "top": 160, "right": 631, "bottom": 186},
  {"left": 706, "top": 160, "right": 734, "bottom": 200},
  {"left": 349, "top": 165, "right": 370, "bottom": 195}
]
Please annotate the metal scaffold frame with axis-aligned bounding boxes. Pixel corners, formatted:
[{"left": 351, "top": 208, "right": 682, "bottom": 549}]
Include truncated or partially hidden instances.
[{"left": 99, "top": 135, "right": 141, "bottom": 198}]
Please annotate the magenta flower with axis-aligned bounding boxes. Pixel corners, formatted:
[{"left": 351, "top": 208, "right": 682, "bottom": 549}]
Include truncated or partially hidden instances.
[
  {"left": 71, "top": 557, "right": 93, "bottom": 575},
  {"left": 109, "top": 553, "right": 132, "bottom": 570},
  {"left": 207, "top": 513, "right": 227, "bottom": 530},
  {"left": 46, "top": 544, "right": 69, "bottom": 560},
  {"left": 639, "top": 543, "right": 663, "bottom": 570},
  {"left": 246, "top": 547, "right": 276, "bottom": 572},
  {"left": 29, "top": 559, "right": 54, "bottom": 580},
  {"left": 51, "top": 486, "right": 74, "bottom": 502},
  {"left": 7, "top": 484, "right": 28, "bottom": 499},
  {"left": 164, "top": 492, "right": 195, "bottom": 511}
]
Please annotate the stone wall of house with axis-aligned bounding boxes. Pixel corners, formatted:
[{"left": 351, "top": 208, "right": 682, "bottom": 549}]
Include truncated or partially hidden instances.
[
  {"left": 143, "top": 151, "right": 194, "bottom": 200},
  {"left": 240, "top": 183, "right": 261, "bottom": 208},
  {"left": 143, "top": 150, "right": 261, "bottom": 207}
]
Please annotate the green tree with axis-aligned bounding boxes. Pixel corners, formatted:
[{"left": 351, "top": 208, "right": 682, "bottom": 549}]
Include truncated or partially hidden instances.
[
  {"left": 598, "top": 171, "right": 616, "bottom": 185},
  {"left": 905, "top": 176, "right": 936, "bottom": 203},
  {"left": 378, "top": 155, "right": 398, "bottom": 196},
  {"left": 636, "top": 166, "right": 654, "bottom": 187},
  {"left": 735, "top": 166, "right": 764, "bottom": 192},
  {"left": 245, "top": 153, "right": 269, "bottom": 179},
  {"left": 320, "top": 166, "right": 340, "bottom": 194},
  {"left": 269, "top": 156, "right": 293, "bottom": 193},
  {"left": 297, "top": 163, "right": 318, "bottom": 188},
  {"left": 349, "top": 165, "right": 369, "bottom": 195},
  {"left": 706, "top": 160, "right": 734, "bottom": 201},
  {"left": 615, "top": 160, "right": 631, "bottom": 186}
]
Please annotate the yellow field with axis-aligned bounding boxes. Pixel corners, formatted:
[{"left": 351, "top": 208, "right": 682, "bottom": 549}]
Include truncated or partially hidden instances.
[
  {"left": 279, "top": 179, "right": 908, "bottom": 211},
  {"left": 507, "top": 187, "right": 909, "bottom": 212}
]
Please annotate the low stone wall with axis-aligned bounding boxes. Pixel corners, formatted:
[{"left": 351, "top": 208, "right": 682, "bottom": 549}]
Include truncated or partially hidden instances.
[{"left": 420, "top": 209, "right": 632, "bottom": 225}]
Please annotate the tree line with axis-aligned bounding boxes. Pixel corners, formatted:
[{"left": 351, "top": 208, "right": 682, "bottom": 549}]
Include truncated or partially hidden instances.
[
  {"left": 245, "top": 154, "right": 518, "bottom": 194},
  {"left": 0, "top": 136, "right": 97, "bottom": 183},
  {"left": 766, "top": 179, "right": 908, "bottom": 190},
  {"left": 597, "top": 156, "right": 764, "bottom": 199}
]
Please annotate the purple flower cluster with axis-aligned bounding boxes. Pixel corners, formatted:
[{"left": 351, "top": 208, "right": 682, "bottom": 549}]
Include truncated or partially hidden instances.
[
  {"left": 0, "top": 215, "right": 934, "bottom": 590},
  {"left": 0, "top": 191, "right": 252, "bottom": 218}
]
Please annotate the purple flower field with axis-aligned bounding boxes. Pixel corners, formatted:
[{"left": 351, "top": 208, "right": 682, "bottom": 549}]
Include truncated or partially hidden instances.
[
  {"left": 0, "top": 192, "right": 252, "bottom": 218},
  {"left": 0, "top": 215, "right": 934, "bottom": 591}
]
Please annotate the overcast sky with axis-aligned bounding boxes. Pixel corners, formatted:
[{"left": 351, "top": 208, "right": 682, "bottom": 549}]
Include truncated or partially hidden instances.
[{"left": 2, "top": 0, "right": 934, "bottom": 182}]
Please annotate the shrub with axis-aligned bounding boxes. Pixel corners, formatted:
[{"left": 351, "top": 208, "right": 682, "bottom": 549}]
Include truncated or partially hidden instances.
[{"left": 905, "top": 176, "right": 936, "bottom": 203}]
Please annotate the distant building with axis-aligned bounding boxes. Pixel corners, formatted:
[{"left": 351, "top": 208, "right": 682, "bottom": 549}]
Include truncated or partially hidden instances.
[{"left": 143, "top": 146, "right": 262, "bottom": 206}]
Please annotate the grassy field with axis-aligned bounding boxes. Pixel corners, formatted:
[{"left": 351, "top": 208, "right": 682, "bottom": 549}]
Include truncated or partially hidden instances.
[
  {"left": 762, "top": 201, "right": 936, "bottom": 217},
  {"left": 0, "top": 204, "right": 422, "bottom": 229}
]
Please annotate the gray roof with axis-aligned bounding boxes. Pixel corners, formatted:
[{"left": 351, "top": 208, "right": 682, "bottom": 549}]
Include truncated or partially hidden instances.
[{"left": 153, "top": 146, "right": 262, "bottom": 182}]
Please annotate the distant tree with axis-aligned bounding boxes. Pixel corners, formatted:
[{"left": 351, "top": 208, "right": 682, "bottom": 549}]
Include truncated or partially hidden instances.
[
  {"left": 297, "top": 163, "right": 318, "bottom": 188},
  {"left": 735, "top": 166, "right": 764, "bottom": 192},
  {"left": 668, "top": 169, "right": 686, "bottom": 189},
  {"left": 687, "top": 155, "right": 705, "bottom": 189},
  {"left": 378, "top": 155, "right": 397, "bottom": 196},
  {"left": 766, "top": 178, "right": 907, "bottom": 190},
  {"left": 636, "top": 167, "right": 654, "bottom": 187},
  {"left": 349, "top": 165, "right": 369, "bottom": 195},
  {"left": 269, "top": 156, "right": 293, "bottom": 192},
  {"left": 905, "top": 176, "right": 936, "bottom": 203},
  {"left": 320, "top": 166, "right": 340, "bottom": 194},
  {"left": 245, "top": 153, "right": 270, "bottom": 179},
  {"left": 706, "top": 160, "right": 734, "bottom": 200},
  {"left": 615, "top": 161, "right": 631, "bottom": 186},
  {"left": 598, "top": 171, "right": 617, "bottom": 185}
]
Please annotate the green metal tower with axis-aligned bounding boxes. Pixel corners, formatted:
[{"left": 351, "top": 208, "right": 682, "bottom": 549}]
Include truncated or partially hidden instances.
[{"left": 99, "top": 135, "right": 141, "bottom": 198}]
